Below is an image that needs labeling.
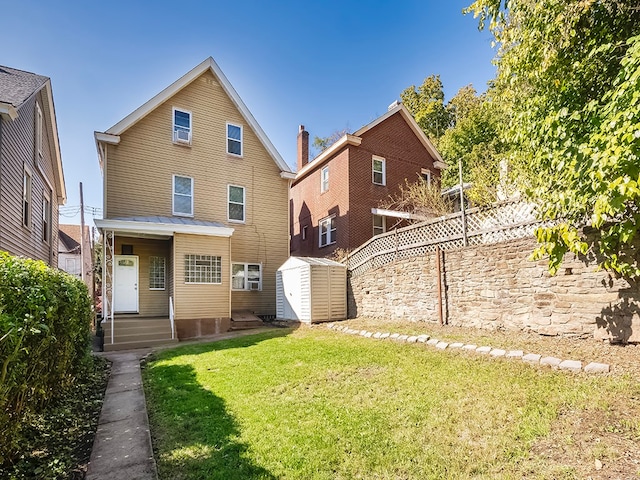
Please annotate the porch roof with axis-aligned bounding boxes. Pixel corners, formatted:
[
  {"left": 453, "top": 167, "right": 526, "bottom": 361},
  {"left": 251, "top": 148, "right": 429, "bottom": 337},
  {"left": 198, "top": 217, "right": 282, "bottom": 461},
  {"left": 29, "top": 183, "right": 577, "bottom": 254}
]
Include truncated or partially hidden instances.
[{"left": 95, "top": 216, "right": 234, "bottom": 238}]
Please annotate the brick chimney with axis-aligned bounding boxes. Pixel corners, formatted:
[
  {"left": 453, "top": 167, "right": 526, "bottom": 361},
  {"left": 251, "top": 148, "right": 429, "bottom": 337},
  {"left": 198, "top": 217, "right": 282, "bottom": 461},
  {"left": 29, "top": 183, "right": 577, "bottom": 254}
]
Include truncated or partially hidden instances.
[{"left": 297, "top": 125, "right": 309, "bottom": 171}]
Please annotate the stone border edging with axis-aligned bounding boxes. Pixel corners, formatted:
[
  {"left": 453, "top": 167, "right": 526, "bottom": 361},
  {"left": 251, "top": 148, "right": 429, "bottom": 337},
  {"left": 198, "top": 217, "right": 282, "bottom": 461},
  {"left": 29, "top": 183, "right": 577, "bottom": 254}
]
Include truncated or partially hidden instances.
[{"left": 324, "top": 324, "right": 610, "bottom": 374}]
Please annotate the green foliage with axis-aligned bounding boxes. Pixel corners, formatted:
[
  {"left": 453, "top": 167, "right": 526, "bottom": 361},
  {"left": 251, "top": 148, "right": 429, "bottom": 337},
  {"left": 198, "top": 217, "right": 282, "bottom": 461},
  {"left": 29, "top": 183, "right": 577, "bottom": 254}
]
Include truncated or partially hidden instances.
[
  {"left": 311, "top": 128, "right": 350, "bottom": 157},
  {"left": 466, "top": 0, "right": 640, "bottom": 276},
  {"left": 401, "top": 74, "right": 452, "bottom": 140},
  {"left": 144, "top": 328, "right": 634, "bottom": 479},
  {"left": 0, "top": 251, "right": 93, "bottom": 464},
  {"left": 438, "top": 86, "right": 509, "bottom": 205},
  {"left": 0, "top": 356, "right": 109, "bottom": 480}
]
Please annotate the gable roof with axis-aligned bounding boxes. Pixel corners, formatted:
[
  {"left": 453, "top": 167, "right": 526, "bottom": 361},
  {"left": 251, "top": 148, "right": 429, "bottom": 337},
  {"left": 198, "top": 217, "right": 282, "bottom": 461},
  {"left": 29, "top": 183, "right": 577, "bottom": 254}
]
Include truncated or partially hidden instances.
[
  {"left": 59, "top": 228, "right": 81, "bottom": 253},
  {"left": 94, "top": 57, "right": 294, "bottom": 178},
  {"left": 294, "top": 103, "right": 447, "bottom": 182},
  {"left": 0, "top": 66, "right": 66, "bottom": 203}
]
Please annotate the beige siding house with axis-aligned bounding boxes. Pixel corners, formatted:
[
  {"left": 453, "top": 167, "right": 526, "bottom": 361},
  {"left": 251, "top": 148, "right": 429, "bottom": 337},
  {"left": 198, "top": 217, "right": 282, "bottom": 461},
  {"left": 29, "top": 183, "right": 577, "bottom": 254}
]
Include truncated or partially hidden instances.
[
  {"left": 0, "top": 66, "right": 66, "bottom": 264},
  {"left": 95, "top": 58, "right": 294, "bottom": 350}
]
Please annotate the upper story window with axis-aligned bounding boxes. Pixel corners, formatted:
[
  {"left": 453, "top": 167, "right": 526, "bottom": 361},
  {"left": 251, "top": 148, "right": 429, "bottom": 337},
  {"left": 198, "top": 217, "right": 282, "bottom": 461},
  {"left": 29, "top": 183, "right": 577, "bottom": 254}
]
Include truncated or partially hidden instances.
[
  {"left": 35, "top": 102, "right": 43, "bottom": 160},
  {"left": 421, "top": 168, "right": 432, "bottom": 185},
  {"left": 302, "top": 225, "right": 308, "bottom": 241},
  {"left": 228, "top": 185, "right": 245, "bottom": 222},
  {"left": 321, "top": 166, "right": 329, "bottom": 193},
  {"left": 373, "top": 214, "right": 385, "bottom": 237},
  {"left": 227, "top": 123, "right": 243, "bottom": 156},
  {"left": 319, "top": 215, "right": 336, "bottom": 247},
  {"left": 232, "top": 263, "right": 262, "bottom": 291},
  {"left": 372, "top": 156, "right": 386, "bottom": 185},
  {"left": 23, "top": 168, "right": 32, "bottom": 229},
  {"left": 173, "top": 175, "right": 194, "bottom": 216},
  {"left": 42, "top": 194, "right": 51, "bottom": 243},
  {"left": 173, "top": 108, "right": 192, "bottom": 145}
]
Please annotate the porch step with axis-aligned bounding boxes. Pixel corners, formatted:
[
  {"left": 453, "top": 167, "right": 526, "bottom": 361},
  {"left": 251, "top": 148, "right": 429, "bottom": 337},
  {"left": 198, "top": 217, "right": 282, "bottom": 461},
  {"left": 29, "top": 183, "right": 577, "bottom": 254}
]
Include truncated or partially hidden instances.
[
  {"left": 102, "top": 317, "right": 177, "bottom": 351},
  {"left": 230, "top": 310, "right": 264, "bottom": 330}
]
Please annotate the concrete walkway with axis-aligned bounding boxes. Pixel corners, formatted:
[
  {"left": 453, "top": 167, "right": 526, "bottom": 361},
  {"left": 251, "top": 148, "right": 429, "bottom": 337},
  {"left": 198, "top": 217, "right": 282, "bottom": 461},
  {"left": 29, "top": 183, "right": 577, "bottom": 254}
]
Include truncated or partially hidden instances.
[
  {"left": 86, "top": 349, "right": 157, "bottom": 480},
  {"left": 86, "top": 327, "right": 288, "bottom": 479}
]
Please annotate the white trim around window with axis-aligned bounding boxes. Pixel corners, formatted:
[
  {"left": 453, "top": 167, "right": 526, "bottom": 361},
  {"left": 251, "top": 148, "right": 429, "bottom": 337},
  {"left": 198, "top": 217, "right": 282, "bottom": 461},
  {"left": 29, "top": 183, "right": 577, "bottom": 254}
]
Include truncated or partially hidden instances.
[
  {"left": 231, "top": 262, "right": 262, "bottom": 291},
  {"left": 23, "top": 167, "right": 32, "bottom": 229},
  {"left": 319, "top": 215, "right": 336, "bottom": 247},
  {"left": 421, "top": 168, "right": 432, "bottom": 185},
  {"left": 321, "top": 165, "right": 329, "bottom": 193},
  {"left": 173, "top": 108, "right": 192, "bottom": 145},
  {"left": 173, "top": 174, "right": 194, "bottom": 217},
  {"left": 228, "top": 184, "right": 246, "bottom": 223},
  {"left": 227, "top": 122, "right": 243, "bottom": 156},
  {"left": 372, "top": 155, "right": 386, "bottom": 185},
  {"left": 35, "top": 102, "right": 43, "bottom": 160},
  {"left": 373, "top": 214, "right": 386, "bottom": 237},
  {"left": 42, "top": 192, "right": 51, "bottom": 244}
]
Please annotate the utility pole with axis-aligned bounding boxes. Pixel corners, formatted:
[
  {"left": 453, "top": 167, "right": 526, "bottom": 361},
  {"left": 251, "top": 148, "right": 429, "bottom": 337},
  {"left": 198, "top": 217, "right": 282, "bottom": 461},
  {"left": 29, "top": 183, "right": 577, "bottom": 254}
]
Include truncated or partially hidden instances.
[{"left": 79, "top": 182, "right": 87, "bottom": 283}]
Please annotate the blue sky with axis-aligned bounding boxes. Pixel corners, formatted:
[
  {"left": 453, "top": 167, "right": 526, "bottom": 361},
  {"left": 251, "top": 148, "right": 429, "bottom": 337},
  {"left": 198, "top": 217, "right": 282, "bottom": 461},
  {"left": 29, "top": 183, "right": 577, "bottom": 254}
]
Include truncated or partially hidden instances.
[{"left": 3, "top": 0, "right": 496, "bottom": 225}]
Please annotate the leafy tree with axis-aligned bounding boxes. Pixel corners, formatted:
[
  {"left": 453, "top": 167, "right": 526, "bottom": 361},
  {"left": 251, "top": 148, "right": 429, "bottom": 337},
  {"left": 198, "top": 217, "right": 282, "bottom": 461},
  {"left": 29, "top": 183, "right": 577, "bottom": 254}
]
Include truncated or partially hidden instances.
[
  {"left": 438, "top": 86, "right": 509, "bottom": 205},
  {"left": 466, "top": 0, "right": 640, "bottom": 276},
  {"left": 311, "top": 128, "right": 350, "bottom": 157},
  {"left": 401, "top": 75, "right": 452, "bottom": 140}
]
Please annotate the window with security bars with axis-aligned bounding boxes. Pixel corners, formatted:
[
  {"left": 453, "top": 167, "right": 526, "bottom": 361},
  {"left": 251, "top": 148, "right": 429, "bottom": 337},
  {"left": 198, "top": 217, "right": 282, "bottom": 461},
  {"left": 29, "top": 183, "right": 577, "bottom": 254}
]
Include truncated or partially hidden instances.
[
  {"left": 149, "top": 256, "right": 166, "bottom": 290},
  {"left": 185, "top": 254, "right": 221, "bottom": 284},
  {"left": 228, "top": 185, "right": 245, "bottom": 222}
]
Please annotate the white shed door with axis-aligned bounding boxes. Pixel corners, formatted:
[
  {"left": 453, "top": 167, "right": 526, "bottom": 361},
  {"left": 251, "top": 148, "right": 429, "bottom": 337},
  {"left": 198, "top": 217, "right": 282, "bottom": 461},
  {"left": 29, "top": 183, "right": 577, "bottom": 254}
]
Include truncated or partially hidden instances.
[{"left": 281, "top": 268, "right": 299, "bottom": 320}]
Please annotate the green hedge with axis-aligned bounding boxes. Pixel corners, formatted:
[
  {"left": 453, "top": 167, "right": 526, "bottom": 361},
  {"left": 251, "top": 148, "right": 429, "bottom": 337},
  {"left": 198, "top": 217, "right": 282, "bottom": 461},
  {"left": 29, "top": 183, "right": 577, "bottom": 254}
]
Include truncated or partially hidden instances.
[{"left": 0, "top": 251, "right": 92, "bottom": 464}]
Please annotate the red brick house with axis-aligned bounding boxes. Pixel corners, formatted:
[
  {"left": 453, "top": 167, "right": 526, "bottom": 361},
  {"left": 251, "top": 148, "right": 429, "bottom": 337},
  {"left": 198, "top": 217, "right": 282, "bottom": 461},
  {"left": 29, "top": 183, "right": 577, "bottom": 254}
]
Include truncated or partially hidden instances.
[{"left": 290, "top": 102, "right": 446, "bottom": 257}]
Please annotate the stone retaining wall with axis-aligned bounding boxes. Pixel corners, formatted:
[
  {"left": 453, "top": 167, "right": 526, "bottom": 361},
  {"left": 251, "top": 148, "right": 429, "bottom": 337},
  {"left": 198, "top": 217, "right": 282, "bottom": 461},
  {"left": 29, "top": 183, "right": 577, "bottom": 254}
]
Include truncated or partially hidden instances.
[{"left": 347, "top": 237, "right": 640, "bottom": 342}]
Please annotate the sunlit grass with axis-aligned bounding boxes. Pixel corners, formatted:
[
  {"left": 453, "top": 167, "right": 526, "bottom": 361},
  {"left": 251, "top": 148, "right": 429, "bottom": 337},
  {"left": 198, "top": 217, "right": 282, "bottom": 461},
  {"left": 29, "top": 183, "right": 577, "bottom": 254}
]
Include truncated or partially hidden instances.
[{"left": 143, "top": 328, "right": 638, "bottom": 480}]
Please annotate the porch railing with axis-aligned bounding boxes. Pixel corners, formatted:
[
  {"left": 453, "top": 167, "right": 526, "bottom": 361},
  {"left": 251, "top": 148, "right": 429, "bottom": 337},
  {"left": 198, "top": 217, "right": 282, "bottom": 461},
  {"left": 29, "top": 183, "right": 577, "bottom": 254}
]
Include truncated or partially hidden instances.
[{"left": 169, "top": 296, "right": 175, "bottom": 340}]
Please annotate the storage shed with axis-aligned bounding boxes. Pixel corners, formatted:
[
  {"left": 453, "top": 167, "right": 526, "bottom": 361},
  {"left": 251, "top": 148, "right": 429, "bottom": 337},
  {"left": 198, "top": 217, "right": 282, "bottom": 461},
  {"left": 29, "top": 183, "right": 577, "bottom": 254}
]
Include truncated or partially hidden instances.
[{"left": 276, "top": 257, "right": 347, "bottom": 323}]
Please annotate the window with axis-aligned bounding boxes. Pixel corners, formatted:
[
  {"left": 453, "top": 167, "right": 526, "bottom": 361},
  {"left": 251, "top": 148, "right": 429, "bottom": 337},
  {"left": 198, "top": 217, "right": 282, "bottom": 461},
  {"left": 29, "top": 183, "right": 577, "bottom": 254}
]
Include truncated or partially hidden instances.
[
  {"left": 302, "top": 225, "right": 308, "bottom": 241},
  {"left": 65, "top": 258, "right": 78, "bottom": 275},
  {"left": 228, "top": 185, "right": 245, "bottom": 222},
  {"left": 42, "top": 194, "right": 51, "bottom": 243},
  {"left": 23, "top": 169, "right": 32, "bottom": 228},
  {"left": 373, "top": 214, "right": 386, "bottom": 237},
  {"left": 149, "top": 256, "right": 166, "bottom": 290},
  {"left": 321, "top": 166, "right": 329, "bottom": 193},
  {"left": 319, "top": 216, "right": 336, "bottom": 247},
  {"left": 421, "top": 168, "right": 432, "bottom": 185},
  {"left": 173, "top": 108, "right": 192, "bottom": 144},
  {"left": 35, "top": 102, "right": 43, "bottom": 159},
  {"left": 372, "top": 156, "right": 386, "bottom": 185},
  {"left": 227, "top": 123, "right": 243, "bottom": 156},
  {"left": 173, "top": 175, "right": 193, "bottom": 216},
  {"left": 185, "top": 254, "right": 221, "bottom": 284},
  {"left": 231, "top": 263, "right": 262, "bottom": 290}
]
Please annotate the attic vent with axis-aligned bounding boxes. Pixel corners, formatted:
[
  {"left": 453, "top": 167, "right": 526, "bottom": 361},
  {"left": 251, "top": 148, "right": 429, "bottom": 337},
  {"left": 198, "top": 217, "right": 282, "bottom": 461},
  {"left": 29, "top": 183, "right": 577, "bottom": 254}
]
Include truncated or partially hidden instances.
[{"left": 388, "top": 100, "right": 400, "bottom": 111}]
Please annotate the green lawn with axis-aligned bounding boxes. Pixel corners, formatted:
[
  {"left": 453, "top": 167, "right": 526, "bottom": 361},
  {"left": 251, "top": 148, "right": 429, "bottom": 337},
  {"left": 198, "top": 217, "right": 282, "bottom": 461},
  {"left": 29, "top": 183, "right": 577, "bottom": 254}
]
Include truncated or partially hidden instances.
[{"left": 143, "top": 328, "right": 639, "bottom": 480}]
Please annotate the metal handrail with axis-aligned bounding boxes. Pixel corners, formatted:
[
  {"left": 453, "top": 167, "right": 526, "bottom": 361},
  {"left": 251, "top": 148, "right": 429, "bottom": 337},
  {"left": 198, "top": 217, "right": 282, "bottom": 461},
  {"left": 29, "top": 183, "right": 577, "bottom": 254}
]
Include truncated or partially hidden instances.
[{"left": 169, "top": 296, "right": 175, "bottom": 340}]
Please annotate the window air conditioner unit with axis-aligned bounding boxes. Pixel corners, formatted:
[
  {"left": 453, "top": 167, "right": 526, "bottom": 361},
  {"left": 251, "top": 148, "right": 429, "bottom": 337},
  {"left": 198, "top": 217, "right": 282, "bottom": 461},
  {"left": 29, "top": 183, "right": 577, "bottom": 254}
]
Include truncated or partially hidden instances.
[
  {"left": 248, "top": 281, "right": 260, "bottom": 291},
  {"left": 175, "top": 129, "right": 191, "bottom": 144}
]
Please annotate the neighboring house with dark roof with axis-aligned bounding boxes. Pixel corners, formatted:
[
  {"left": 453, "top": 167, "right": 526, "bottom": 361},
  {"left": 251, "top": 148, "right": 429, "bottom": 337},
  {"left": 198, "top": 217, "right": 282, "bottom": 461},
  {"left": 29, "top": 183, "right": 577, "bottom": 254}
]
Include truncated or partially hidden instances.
[
  {"left": 0, "top": 66, "right": 66, "bottom": 264},
  {"left": 58, "top": 224, "right": 93, "bottom": 290},
  {"left": 94, "top": 57, "right": 294, "bottom": 350},
  {"left": 290, "top": 102, "right": 446, "bottom": 258}
]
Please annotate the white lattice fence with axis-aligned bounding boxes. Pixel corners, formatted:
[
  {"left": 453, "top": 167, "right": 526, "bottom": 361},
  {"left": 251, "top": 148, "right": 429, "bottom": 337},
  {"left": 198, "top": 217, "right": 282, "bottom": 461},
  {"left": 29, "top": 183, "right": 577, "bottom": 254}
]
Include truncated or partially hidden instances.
[{"left": 345, "top": 200, "right": 542, "bottom": 277}]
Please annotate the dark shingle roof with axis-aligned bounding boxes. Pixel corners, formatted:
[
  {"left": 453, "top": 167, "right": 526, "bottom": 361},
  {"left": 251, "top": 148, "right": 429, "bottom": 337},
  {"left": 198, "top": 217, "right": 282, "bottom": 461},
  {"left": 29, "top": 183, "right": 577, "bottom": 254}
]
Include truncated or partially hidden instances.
[{"left": 0, "top": 65, "right": 49, "bottom": 108}]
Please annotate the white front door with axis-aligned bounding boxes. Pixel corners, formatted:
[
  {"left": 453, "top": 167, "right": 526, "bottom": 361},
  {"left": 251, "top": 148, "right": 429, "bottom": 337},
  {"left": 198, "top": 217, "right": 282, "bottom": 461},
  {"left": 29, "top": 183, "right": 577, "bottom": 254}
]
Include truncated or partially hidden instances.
[{"left": 114, "top": 255, "right": 139, "bottom": 313}]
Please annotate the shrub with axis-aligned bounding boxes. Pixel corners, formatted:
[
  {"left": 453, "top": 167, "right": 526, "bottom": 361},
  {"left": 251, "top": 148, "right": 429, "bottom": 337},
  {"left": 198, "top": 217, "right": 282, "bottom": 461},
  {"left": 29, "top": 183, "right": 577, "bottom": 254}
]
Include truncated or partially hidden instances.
[{"left": 0, "top": 251, "right": 92, "bottom": 464}]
